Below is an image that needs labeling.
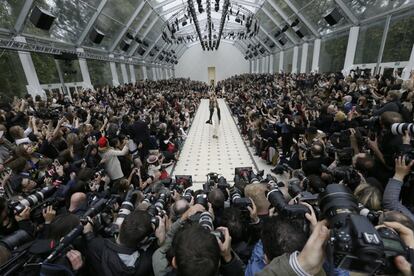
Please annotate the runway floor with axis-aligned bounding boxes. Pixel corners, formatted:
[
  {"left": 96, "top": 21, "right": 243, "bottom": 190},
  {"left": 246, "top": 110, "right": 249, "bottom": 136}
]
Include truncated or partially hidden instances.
[{"left": 172, "top": 99, "right": 256, "bottom": 187}]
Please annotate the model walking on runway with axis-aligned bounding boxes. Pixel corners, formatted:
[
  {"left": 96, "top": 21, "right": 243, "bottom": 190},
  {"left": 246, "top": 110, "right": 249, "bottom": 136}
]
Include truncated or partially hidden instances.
[{"left": 206, "top": 92, "right": 221, "bottom": 138}]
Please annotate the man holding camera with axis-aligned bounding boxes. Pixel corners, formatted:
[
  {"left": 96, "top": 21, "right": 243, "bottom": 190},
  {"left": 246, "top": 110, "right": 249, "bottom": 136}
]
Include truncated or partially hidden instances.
[{"left": 83, "top": 209, "right": 166, "bottom": 276}]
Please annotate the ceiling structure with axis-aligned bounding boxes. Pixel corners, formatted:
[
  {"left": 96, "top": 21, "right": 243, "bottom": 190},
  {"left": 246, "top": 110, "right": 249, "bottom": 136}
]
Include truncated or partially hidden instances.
[{"left": 0, "top": 0, "right": 413, "bottom": 66}]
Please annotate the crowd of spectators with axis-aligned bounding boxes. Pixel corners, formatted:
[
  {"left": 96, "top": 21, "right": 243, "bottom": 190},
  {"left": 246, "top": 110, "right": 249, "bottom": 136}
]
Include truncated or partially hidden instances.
[{"left": 0, "top": 70, "right": 414, "bottom": 276}]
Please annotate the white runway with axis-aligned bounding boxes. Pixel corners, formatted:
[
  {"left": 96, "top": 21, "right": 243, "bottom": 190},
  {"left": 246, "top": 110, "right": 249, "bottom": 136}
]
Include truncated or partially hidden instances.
[{"left": 172, "top": 99, "right": 256, "bottom": 185}]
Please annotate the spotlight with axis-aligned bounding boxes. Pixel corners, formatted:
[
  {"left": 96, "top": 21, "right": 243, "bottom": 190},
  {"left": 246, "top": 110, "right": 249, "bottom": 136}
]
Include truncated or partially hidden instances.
[
  {"left": 126, "top": 32, "right": 134, "bottom": 40},
  {"left": 182, "top": 20, "right": 187, "bottom": 26},
  {"left": 281, "top": 25, "right": 289, "bottom": 32}
]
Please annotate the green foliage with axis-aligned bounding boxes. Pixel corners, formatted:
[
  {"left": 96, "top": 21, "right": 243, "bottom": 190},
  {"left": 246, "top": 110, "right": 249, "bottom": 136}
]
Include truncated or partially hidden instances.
[
  {"left": 31, "top": 53, "right": 60, "bottom": 84},
  {"left": 354, "top": 21, "right": 385, "bottom": 64},
  {"left": 0, "top": 50, "right": 28, "bottom": 101},
  {"left": 319, "top": 32, "right": 349, "bottom": 73},
  {"left": 383, "top": 13, "right": 414, "bottom": 63},
  {"left": 87, "top": 59, "right": 112, "bottom": 87},
  {"left": 0, "top": 0, "right": 24, "bottom": 29}
]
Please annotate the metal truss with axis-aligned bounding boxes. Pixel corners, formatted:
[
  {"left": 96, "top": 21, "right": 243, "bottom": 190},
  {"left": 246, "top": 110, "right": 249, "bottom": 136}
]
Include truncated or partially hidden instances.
[{"left": 0, "top": 37, "right": 152, "bottom": 66}]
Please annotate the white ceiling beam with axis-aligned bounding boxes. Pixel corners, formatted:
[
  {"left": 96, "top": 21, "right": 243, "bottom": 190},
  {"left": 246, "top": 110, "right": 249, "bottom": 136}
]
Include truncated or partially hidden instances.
[{"left": 14, "top": 0, "right": 35, "bottom": 33}]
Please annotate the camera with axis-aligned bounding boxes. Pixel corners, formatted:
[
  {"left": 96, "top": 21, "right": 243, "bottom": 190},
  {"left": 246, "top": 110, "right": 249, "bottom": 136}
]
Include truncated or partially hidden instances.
[
  {"left": 195, "top": 193, "right": 208, "bottom": 210},
  {"left": 182, "top": 188, "right": 193, "bottom": 203},
  {"left": 11, "top": 186, "right": 56, "bottom": 215},
  {"left": 0, "top": 230, "right": 32, "bottom": 251},
  {"left": 148, "top": 193, "right": 168, "bottom": 228},
  {"left": 106, "top": 190, "right": 139, "bottom": 235},
  {"left": 266, "top": 185, "right": 309, "bottom": 218},
  {"left": 391, "top": 123, "right": 414, "bottom": 136},
  {"left": 318, "top": 184, "right": 413, "bottom": 275},
  {"left": 198, "top": 211, "right": 225, "bottom": 242},
  {"left": 321, "top": 165, "right": 361, "bottom": 190},
  {"left": 45, "top": 196, "right": 114, "bottom": 263},
  {"left": 229, "top": 187, "right": 252, "bottom": 210}
]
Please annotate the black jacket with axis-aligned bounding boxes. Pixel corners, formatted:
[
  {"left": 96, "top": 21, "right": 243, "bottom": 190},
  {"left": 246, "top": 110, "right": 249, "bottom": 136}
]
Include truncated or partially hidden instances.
[{"left": 85, "top": 235, "right": 156, "bottom": 276}]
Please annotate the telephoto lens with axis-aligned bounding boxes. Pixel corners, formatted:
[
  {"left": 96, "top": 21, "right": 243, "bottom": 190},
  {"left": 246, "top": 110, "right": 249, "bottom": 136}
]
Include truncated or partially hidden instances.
[
  {"left": 199, "top": 211, "right": 214, "bottom": 231},
  {"left": 391, "top": 123, "right": 414, "bottom": 135},
  {"left": 0, "top": 230, "right": 32, "bottom": 251},
  {"left": 108, "top": 190, "right": 138, "bottom": 235},
  {"left": 14, "top": 186, "right": 56, "bottom": 214},
  {"left": 266, "top": 185, "right": 309, "bottom": 218}
]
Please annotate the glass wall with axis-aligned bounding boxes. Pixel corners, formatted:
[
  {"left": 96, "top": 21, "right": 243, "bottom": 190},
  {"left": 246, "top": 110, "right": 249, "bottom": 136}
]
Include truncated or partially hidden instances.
[
  {"left": 135, "top": 65, "right": 143, "bottom": 81},
  {"left": 382, "top": 10, "right": 414, "bottom": 63},
  {"left": 297, "top": 46, "right": 302, "bottom": 72},
  {"left": 273, "top": 53, "right": 280, "bottom": 73},
  {"left": 307, "top": 43, "right": 314, "bottom": 73},
  {"left": 31, "top": 53, "right": 60, "bottom": 84},
  {"left": 354, "top": 20, "right": 386, "bottom": 64},
  {"left": 319, "top": 30, "right": 349, "bottom": 73},
  {"left": 87, "top": 59, "right": 112, "bottom": 87},
  {"left": 56, "top": 59, "right": 83, "bottom": 83},
  {"left": 0, "top": 50, "right": 28, "bottom": 100},
  {"left": 116, "top": 63, "right": 124, "bottom": 84},
  {"left": 147, "top": 66, "right": 153, "bottom": 80},
  {"left": 283, "top": 48, "right": 293, "bottom": 72}
]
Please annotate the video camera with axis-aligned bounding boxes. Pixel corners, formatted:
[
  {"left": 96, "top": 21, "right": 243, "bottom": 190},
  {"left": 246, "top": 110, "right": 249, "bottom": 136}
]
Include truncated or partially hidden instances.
[{"left": 319, "top": 184, "right": 414, "bottom": 275}]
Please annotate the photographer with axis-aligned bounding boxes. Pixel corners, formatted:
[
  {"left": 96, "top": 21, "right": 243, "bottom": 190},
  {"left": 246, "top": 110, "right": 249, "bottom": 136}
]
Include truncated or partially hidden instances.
[{"left": 83, "top": 209, "right": 166, "bottom": 276}]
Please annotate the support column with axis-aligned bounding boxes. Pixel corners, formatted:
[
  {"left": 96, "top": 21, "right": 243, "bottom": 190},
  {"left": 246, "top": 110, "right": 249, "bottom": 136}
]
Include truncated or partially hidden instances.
[
  {"left": 279, "top": 51, "right": 284, "bottom": 73},
  {"left": 249, "top": 60, "right": 252, "bottom": 73},
  {"left": 292, "top": 46, "right": 299, "bottom": 74},
  {"left": 269, "top": 55, "right": 274, "bottom": 74},
  {"left": 76, "top": 48, "right": 93, "bottom": 89},
  {"left": 142, "top": 64, "right": 148, "bottom": 80},
  {"left": 120, "top": 58, "right": 128, "bottom": 84},
  {"left": 343, "top": 26, "right": 359, "bottom": 75},
  {"left": 256, "top": 59, "right": 260, "bottom": 73},
  {"left": 109, "top": 54, "right": 120, "bottom": 86},
  {"left": 252, "top": 60, "right": 255, "bottom": 73},
  {"left": 403, "top": 44, "right": 414, "bottom": 80},
  {"left": 14, "top": 36, "right": 45, "bottom": 97},
  {"left": 312, "top": 39, "right": 321, "bottom": 73},
  {"left": 300, "top": 43, "right": 309, "bottom": 73},
  {"left": 129, "top": 62, "right": 136, "bottom": 84}
]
